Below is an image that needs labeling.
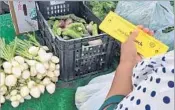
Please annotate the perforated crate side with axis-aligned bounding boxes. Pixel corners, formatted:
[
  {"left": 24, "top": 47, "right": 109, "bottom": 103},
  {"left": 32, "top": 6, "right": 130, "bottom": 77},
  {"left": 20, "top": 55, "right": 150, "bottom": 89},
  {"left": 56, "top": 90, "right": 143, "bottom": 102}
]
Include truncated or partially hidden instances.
[
  {"left": 37, "top": 1, "right": 81, "bottom": 19},
  {"left": 36, "top": 1, "right": 120, "bottom": 81},
  {"left": 58, "top": 34, "right": 118, "bottom": 81}
]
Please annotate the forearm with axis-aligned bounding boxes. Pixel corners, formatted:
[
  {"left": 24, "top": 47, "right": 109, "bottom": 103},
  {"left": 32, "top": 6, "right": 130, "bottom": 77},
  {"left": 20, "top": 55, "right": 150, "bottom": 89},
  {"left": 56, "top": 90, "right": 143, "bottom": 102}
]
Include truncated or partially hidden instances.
[{"left": 106, "top": 62, "right": 133, "bottom": 99}]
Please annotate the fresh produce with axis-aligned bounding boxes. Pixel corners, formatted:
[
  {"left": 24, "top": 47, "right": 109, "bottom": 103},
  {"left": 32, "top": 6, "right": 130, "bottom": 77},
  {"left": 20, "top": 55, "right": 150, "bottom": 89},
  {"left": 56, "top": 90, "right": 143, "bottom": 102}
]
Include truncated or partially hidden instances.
[
  {"left": 87, "top": 1, "right": 118, "bottom": 20},
  {"left": 48, "top": 14, "right": 99, "bottom": 40},
  {"left": 0, "top": 34, "right": 60, "bottom": 108},
  {"left": 92, "top": 24, "right": 98, "bottom": 36}
]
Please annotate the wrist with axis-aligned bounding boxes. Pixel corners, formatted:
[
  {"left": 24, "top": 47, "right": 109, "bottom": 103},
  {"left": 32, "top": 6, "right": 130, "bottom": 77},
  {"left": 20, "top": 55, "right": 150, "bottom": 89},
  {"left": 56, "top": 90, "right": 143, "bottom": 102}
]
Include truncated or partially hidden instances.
[
  {"left": 115, "top": 61, "right": 135, "bottom": 77},
  {"left": 119, "top": 61, "right": 136, "bottom": 69}
]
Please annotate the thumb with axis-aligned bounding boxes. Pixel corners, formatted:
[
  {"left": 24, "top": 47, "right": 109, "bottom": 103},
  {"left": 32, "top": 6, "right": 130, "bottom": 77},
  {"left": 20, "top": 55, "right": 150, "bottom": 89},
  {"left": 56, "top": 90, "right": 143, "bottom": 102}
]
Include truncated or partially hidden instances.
[{"left": 128, "top": 29, "right": 139, "bottom": 41}]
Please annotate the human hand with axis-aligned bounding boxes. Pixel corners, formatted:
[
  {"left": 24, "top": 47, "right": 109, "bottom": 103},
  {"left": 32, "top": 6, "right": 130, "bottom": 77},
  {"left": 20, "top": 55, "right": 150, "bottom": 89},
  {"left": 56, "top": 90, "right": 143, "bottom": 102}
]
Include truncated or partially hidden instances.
[{"left": 120, "top": 25, "right": 154, "bottom": 68}]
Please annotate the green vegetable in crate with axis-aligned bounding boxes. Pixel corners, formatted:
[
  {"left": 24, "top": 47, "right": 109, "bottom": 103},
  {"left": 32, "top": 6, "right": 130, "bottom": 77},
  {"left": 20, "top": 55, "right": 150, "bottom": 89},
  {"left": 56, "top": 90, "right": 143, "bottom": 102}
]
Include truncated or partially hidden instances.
[
  {"left": 67, "top": 23, "right": 88, "bottom": 34},
  {"left": 92, "top": 24, "right": 98, "bottom": 36},
  {"left": 87, "top": 1, "right": 118, "bottom": 20},
  {"left": 53, "top": 20, "right": 59, "bottom": 29},
  {"left": 52, "top": 20, "right": 62, "bottom": 36},
  {"left": 49, "top": 14, "right": 86, "bottom": 23},
  {"left": 47, "top": 20, "right": 55, "bottom": 27},
  {"left": 56, "top": 28, "right": 62, "bottom": 36},
  {"left": 70, "top": 14, "right": 86, "bottom": 23},
  {"left": 62, "top": 29, "right": 82, "bottom": 39}
]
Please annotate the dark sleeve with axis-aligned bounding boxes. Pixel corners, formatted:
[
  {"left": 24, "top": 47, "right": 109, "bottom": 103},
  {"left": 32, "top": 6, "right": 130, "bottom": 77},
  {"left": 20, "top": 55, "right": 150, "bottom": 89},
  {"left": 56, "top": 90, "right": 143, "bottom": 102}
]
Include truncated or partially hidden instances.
[{"left": 99, "top": 95, "right": 125, "bottom": 110}]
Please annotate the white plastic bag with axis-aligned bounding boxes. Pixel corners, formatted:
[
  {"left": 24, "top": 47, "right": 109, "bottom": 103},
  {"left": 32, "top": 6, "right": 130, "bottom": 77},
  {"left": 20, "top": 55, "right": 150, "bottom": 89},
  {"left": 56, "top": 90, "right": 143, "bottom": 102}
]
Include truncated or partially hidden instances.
[
  {"left": 115, "top": 1, "right": 174, "bottom": 31},
  {"left": 115, "top": 1, "right": 174, "bottom": 51},
  {"left": 154, "top": 26, "right": 174, "bottom": 51},
  {"left": 75, "top": 72, "right": 115, "bottom": 110}
]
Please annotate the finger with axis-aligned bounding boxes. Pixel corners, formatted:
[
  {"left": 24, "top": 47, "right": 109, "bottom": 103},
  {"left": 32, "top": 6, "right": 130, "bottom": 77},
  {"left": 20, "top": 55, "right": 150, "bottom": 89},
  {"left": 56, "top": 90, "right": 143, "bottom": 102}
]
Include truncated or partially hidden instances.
[
  {"left": 143, "top": 28, "right": 149, "bottom": 33},
  {"left": 128, "top": 29, "right": 139, "bottom": 41},
  {"left": 148, "top": 30, "right": 154, "bottom": 36},
  {"left": 137, "top": 25, "right": 144, "bottom": 29}
]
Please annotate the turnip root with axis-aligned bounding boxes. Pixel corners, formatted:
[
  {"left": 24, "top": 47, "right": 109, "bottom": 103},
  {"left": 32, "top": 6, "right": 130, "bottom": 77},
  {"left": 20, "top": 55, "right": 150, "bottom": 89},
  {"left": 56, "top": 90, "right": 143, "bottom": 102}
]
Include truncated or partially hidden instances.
[
  {"left": 19, "top": 65, "right": 25, "bottom": 72},
  {"left": 46, "top": 83, "right": 56, "bottom": 94},
  {"left": 20, "top": 98, "right": 24, "bottom": 103},
  {"left": 4, "top": 68, "right": 12, "bottom": 74},
  {"left": 56, "top": 64, "right": 60, "bottom": 70},
  {"left": 38, "top": 49, "right": 46, "bottom": 56},
  {"left": 27, "top": 81, "right": 36, "bottom": 89},
  {"left": 5, "top": 75, "right": 17, "bottom": 87},
  {"left": 43, "top": 62, "right": 49, "bottom": 70},
  {"left": 23, "top": 63, "right": 29, "bottom": 70},
  {"left": 1, "top": 95, "right": 5, "bottom": 103},
  {"left": 28, "top": 46, "right": 39, "bottom": 56},
  {"left": 54, "top": 70, "right": 60, "bottom": 77},
  {"left": 47, "top": 71, "right": 55, "bottom": 78},
  {"left": 16, "top": 94, "right": 22, "bottom": 101},
  {"left": 10, "top": 90, "right": 18, "bottom": 96},
  {"left": 19, "top": 97, "right": 24, "bottom": 103},
  {"left": 22, "top": 70, "right": 30, "bottom": 79},
  {"left": 38, "top": 50, "right": 53, "bottom": 62},
  {"left": 42, "top": 46, "right": 49, "bottom": 51},
  {"left": 20, "top": 86, "right": 30, "bottom": 97},
  {"left": 42, "top": 77, "right": 51, "bottom": 86},
  {"left": 10, "top": 96, "right": 17, "bottom": 101},
  {"left": 0, "top": 72, "right": 5, "bottom": 86},
  {"left": 51, "top": 56, "right": 59, "bottom": 63},
  {"left": 36, "top": 63, "right": 46, "bottom": 74},
  {"left": 24, "top": 95, "right": 31, "bottom": 100},
  {"left": 49, "top": 62, "right": 56, "bottom": 71},
  {"left": 36, "top": 74, "right": 43, "bottom": 80},
  {"left": 30, "top": 86, "right": 41, "bottom": 98},
  {"left": 25, "top": 60, "right": 36, "bottom": 66},
  {"left": 11, "top": 101, "right": 20, "bottom": 108},
  {"left": 12, "top": 67, "right": 22, "bottom": 78},
  {"left": 3, "top": 61, "right": 12, "bottom": 69},
  {"left": 0, "top": 86, "right": 7, "bottom": 95},
  {"left": 11, "top": 60, "right": 20, "bottom": 67},
  {"left": 51, "top": 76, "right": 58, "bottom": 82},
  {"left": 5, "top": 94, "right": 10, "bottom": 100},
  {"left": 30, "top": 66, "right": 37, "bottom": 76},
  {"left": 38, "top": 84, "right": 45, "bottom": 94},
  {"left": 14, "top": 56, "right": 25, "bottom": 64}
]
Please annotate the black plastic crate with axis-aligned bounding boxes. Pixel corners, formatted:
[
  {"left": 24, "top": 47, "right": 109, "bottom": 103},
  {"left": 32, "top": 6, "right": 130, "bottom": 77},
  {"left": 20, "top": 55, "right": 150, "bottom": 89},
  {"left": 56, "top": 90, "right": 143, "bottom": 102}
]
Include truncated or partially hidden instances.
[{"left": 36, "top": 1, "right": 120, "bottom": 81}]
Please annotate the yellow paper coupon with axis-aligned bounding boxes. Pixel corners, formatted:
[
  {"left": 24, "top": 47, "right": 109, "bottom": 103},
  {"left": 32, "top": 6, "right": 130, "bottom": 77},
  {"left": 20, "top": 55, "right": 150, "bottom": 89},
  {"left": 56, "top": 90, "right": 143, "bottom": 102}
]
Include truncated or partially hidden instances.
[{"left": 99, "top": 11, "right": 169, "bottom": 58}]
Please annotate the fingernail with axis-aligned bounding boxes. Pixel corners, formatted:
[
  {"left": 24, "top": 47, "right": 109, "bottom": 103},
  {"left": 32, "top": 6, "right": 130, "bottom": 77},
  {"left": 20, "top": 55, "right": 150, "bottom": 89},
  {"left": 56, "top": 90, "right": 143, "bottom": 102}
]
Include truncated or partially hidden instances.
[
  {"left": 144, "top": 28, "right": 149, "bottom": 32},
  {"left": 150, "top": 30, "right": 154, "bottom": 34},
  {"left": 133, "top": 29, "right": 139, "bottom": 33},
  {"left": 137, "top": 25, "right": 143, "bottom": 29}
]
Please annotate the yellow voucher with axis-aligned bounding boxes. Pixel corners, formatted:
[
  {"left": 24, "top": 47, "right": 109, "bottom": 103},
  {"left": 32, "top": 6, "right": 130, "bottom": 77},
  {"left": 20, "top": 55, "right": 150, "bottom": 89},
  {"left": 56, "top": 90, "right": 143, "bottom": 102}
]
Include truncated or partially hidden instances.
[{"left": 99, "top": 11, "right": 169, "bottom": 58}]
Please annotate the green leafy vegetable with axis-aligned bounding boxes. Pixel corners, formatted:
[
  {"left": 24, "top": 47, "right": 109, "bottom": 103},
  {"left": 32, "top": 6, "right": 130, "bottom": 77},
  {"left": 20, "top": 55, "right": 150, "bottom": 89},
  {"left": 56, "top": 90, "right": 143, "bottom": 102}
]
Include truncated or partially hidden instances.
[
  {"left": 92, "top": 24, "right": 98, "bottom": 36},
  {"left": 62, "top": 29, "right": 82, "bottom": 39},
  {"left": 87, "top": 1, "right": 118, "bottom": 20}
]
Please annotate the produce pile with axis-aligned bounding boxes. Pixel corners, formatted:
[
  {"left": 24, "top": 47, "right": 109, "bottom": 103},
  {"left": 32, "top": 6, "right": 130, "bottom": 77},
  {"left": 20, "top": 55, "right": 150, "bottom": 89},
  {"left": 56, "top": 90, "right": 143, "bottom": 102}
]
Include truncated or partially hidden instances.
[
  {"left": 47, "top": 14, "right": 99, "bottom": 40},
  {"left": 87, "top": 1, "right": 118, "bottom": 20},
  {"left": 0, "top": 34, "right": 60, "bottom": 108}
]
